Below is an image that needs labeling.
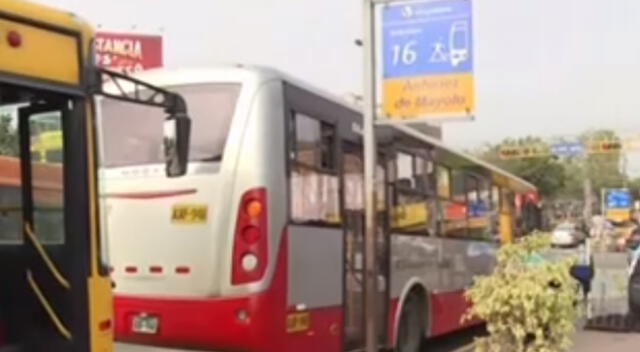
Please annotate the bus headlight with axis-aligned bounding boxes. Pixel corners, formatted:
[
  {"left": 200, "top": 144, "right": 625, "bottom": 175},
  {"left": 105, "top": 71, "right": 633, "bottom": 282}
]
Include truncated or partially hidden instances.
[{"left": 241, "top": 253, "right": 258, "bottom": 272}]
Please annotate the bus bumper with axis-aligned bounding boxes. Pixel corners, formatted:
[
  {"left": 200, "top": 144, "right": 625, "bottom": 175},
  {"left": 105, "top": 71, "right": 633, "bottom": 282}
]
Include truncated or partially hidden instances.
[{"left": 114, "top": 293, "right": 279, "bottom": 351}]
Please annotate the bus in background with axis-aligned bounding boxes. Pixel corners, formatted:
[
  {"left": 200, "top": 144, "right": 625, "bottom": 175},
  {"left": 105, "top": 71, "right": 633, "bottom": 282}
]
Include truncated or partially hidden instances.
[
  {"left": 31, "top": 130, "right": 63, "bottom": 163},
  {"left": 101, "top": 67, "right": 536, "bottom": 352},
  {"left": 0, "top": 1, "right": 192, "bottom": 351}
]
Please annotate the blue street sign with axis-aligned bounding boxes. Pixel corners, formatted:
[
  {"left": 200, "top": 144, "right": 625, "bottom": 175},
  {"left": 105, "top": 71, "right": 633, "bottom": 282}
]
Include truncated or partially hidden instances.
[
  {"left": 381, "top": 0, "right": 475, "bottom": 119},
  {"left": 550, "top": 142, "right": 584, "bottom": 157},
  {"left": 468, "top": 201, "right": 488, "bottom": 217},
  {"left": 382, "top": 0, "right": 473, "bottom": 79},
  {"left": 606, "top": 189, "right": 632, "bottom": 209}
]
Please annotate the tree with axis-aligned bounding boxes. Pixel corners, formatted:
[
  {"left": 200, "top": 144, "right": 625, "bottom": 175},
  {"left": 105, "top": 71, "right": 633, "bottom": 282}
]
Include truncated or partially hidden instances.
[
  {"left": 0, "top": 113, "right": 18, "bottom": 157},
  {"left": 580, "top": 129, "right": 625, "bottom": 197}
]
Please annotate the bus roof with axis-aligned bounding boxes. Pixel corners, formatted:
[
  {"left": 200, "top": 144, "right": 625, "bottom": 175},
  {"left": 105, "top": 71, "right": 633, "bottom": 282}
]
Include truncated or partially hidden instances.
[
  {"left": 126, "top": 66, "right": 537, "bottom": 194},
  {"left": 391, "top": 124, "right": 537, "bottom": 193}
]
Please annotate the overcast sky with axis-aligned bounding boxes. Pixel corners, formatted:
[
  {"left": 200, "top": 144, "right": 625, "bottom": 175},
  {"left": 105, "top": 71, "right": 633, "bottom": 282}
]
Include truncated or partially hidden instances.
[{"left": 33, "top": 0, "right": 640, "bottom": 171}]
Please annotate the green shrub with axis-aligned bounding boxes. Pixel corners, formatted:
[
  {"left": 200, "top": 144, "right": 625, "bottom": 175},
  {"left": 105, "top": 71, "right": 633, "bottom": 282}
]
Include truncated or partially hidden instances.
[{"left": 464, "top": 233, "right": 580, "bottom": 352}]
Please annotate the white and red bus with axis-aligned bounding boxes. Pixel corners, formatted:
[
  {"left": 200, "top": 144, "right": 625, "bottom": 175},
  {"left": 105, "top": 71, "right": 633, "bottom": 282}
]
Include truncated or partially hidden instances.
[{"left": 98, "top": 67, "right": 537, "bottom": 352}]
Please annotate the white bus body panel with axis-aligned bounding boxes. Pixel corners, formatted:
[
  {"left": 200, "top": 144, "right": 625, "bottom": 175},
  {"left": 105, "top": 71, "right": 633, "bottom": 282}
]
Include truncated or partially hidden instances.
[{"left": 102, "top": 68, "right": 288, "bottom": 298}]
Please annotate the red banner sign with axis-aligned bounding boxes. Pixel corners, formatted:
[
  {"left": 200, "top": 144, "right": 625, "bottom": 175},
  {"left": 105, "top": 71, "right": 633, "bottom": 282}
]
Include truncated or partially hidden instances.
[{"left": 95, "top": 32, "right": 163, "bottom": 75}]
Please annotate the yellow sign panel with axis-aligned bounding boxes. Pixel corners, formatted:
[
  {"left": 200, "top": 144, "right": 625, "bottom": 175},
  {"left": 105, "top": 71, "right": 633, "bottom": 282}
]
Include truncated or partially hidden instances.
[
  {"left": 468, "top": 217, "right": 490, "bottom": 229},
  {"left": 286, "top": 312, "right": 310, "bottom": 333},
  {"left": 383, "top": 73, "right": 474, "bottom": 120},
  {"left": 171, "top": 204, "right": 208, "bottom": 224},
  {"left": 498, "top": 146, "right": 550, "bottom": 160},
  {"left": 0, "top": 18, "right": 80, "bottom": 85},
  {"left": 606, "top": 209, "right": 630, "bottom": 223}
]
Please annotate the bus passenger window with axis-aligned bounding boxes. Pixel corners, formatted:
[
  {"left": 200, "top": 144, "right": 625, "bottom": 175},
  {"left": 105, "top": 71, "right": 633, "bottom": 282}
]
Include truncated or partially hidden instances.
[
  {"left": 441, "top": 170, "right": 468, "bottom": 238},
  {"left": 389, "top": 151, "right": 431, "bottom": 235},
  {"left": 290, "top": 113, "right": 340, "bottom": 225},
  {"left": 467, "top": 176, "right": 493, "bottom": 241},
  {"left": 451, "top": 170, "right": 466, "bottom": 203},
  {"left": 0, "top": 110, "right": 21, "bottom": 244},
  {"left": 492, "top": 186, "right": 500, "bottom": 211},
  {"left": 436, "top": 166, "right": 451, "bottom": 199},
  {"left": 396, "top": 152, "right": 413, "bottom": 188},
  {"left": 343, "top": 151, "right": 364, "bottom": 211},
  {"left": 320, "top": 123, "right": 335, "bottom": 170},
  {"left": 30, "top": 112, "right": 65, "bottom": 244}
]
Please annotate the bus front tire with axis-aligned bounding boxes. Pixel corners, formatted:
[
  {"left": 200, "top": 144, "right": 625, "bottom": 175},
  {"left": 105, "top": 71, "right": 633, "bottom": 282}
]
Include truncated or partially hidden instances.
[{"left": 396, "top": 292, "right": 426, "bottom": 352}]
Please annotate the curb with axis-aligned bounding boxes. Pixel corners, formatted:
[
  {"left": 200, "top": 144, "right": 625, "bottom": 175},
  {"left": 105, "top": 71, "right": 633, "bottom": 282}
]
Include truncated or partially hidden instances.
[{"left": 451, "top": 342, "right": 475, "bottom": 352}]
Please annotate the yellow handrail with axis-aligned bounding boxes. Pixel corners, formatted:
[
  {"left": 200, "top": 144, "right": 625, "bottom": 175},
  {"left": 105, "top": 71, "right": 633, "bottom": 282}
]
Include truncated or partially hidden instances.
[
  {"left": 26, "top": 270, "right": 72, "bottom": 340},
  {"left": 24, "top": 223, "right": 70, "bottom": 289}
]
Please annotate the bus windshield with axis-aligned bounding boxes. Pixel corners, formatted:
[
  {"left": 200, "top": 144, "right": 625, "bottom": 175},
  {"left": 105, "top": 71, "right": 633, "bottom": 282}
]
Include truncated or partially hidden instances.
[{"left": 99, "top": 83, "right": 241, "bottom": 168}]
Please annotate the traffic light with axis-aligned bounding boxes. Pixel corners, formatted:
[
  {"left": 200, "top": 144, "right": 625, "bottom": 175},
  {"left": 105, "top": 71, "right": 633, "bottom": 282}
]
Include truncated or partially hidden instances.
[
  {"left": 588, "top": 140, "right": 622, "bottom": 154},
  {"left": 601, "top": 141, "right": 622, "bottom": 153}
]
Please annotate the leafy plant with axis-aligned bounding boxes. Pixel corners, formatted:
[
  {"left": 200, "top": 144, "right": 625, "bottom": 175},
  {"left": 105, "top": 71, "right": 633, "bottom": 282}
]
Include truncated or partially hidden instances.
[{"left": 464, "top": 233, "right": 580, "bottom": 352}]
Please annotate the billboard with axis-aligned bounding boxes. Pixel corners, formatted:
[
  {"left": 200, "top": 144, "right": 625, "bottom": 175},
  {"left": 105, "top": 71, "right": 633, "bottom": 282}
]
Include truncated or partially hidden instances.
[
  {"left": 95, "top": 32, "right": 163, "bottom": 75},
  {"left": 381, "top": 0, "right": 474, "bottom": 121}
]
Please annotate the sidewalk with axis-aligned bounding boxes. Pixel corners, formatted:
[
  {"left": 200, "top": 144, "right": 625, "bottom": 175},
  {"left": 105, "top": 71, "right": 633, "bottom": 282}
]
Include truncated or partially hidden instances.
[{"left": 571, "top": 330, "right": 640, "bottom": 352}]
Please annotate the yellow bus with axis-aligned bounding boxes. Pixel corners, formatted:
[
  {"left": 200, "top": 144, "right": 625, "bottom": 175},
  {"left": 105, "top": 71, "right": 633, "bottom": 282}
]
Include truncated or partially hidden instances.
[
  {"left": 31, "top": 130, "right": 63, "bottom": 163},
  {"left": 0, "top": 1, "right": 191, "bottom": 351}
]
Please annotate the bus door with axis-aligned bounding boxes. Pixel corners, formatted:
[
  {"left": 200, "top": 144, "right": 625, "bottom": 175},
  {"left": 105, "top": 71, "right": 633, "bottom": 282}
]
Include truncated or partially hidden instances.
[
  {"left": 15, "top": 94, "right": 90, "bottom": 351},
  {"left": 342, "top": 143, "right": 389, "bottom": 351}
]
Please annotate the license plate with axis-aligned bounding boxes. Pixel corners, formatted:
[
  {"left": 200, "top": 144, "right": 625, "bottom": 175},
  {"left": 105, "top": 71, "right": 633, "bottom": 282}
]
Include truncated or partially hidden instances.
[
  {"left": 132, "top": 314, "right": 159, "bottom": 334},
  {"left": 171, "top": 204, "right": 208, "bottom": 224},
  {"left": 286, "top": 312, "right": 310, "bottom": 333}
]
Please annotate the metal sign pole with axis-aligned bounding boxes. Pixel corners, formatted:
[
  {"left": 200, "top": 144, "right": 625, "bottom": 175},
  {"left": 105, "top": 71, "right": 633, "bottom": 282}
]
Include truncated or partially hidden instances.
[{"left": 362, "top": 1, "right": 379, "bottom": 351}]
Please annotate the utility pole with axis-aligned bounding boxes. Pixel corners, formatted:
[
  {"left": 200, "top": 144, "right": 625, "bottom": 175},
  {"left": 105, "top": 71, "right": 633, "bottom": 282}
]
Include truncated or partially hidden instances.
[
  {"left": 582, "top": 154, "right": 593, "bottom": 222},
  {"left": 584, "top": 177, "right": 593, "bottom": 222},
  {"left": 362, "top": 1, "right": 379, "bottom": 352}
]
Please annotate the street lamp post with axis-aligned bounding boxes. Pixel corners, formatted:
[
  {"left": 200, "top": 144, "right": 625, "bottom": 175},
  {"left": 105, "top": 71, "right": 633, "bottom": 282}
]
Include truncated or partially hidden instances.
[{"left": 362, "top": 1, "right": 379, "bottom": 352}]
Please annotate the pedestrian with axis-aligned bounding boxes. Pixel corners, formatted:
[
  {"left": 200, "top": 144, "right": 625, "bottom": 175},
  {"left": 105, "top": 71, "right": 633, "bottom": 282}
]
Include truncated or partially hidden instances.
[{"left": 571, "top": 238, "right": 594, "bottom": 300}]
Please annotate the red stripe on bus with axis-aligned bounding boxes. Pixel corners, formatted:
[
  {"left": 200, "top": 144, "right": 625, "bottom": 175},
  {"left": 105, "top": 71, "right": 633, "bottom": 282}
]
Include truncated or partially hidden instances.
[
  {"left": 429, "top": 290, "right": 480, "bottom": 337},
  {"left": 104, "top": 189, "right": 197, "bottom": 200},
  {"left": 124, "top": 266, "right": 138, "bottom": 274},
  {"left": 149, "top": 266, "right": 163, "bottom": 274},
  {"left": 175, "top": 266, "right": 190, "bottom": 274}
]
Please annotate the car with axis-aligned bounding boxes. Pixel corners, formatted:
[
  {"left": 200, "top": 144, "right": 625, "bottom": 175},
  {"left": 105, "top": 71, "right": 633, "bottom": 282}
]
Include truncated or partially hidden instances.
[
  {"left": 628, "top": 253, "right": 640, "bottom": 317},
  {"left": 551, "top": 222, "right": 585, "bottom": 248},
  {"left": 626, "top": 227, "right": 640, "bottom": 251}
]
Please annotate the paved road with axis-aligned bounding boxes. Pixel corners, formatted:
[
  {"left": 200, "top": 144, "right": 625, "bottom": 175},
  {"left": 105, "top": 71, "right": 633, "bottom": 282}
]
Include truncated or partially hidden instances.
[
  {"left": 423, "top": 325, "right": 484, "bottom": 352},
  {"left": 116, "top": 344, "right": 187, "bottom": 352},
  {"left": 571, "top": 330, "right": 640, "bottom": 351},
  {"left": 116, "top": 326, "right": 484, "bottom": 352}
]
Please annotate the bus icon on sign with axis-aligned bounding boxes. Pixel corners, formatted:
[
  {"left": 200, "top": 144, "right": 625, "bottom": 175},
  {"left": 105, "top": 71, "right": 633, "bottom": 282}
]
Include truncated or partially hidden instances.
[
  {"left": 449, "top": 21, "right": 470, "bottom": 67},
  {"left": 402, "top": 5, "right": 414, "bottom": 18}
]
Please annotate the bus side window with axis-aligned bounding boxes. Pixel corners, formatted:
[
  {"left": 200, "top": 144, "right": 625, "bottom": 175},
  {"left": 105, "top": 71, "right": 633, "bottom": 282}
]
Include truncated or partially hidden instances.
[
  {"left": 289, "top": 112, "right": 340, "bottom": 225},
  {"left": 389, "top": 151, "right": 432, "bottom": 235},
  {"left": 440, "top": 169, "right": 469, "bottom": 238},
  {"left": 466, "top": 175, "right": 494, "bottom": 241}
]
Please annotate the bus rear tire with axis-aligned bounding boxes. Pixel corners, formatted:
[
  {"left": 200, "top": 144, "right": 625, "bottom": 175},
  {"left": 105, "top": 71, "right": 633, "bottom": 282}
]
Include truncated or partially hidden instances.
[{"left": 396, "top": 292, "right": 426, "bottom": 352}]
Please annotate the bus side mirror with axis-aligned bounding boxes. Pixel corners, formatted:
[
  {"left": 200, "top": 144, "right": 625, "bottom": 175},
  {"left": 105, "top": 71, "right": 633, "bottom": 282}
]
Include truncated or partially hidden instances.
[{"left": 164, "top": 116, "right": 191, "bottom": 177}]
